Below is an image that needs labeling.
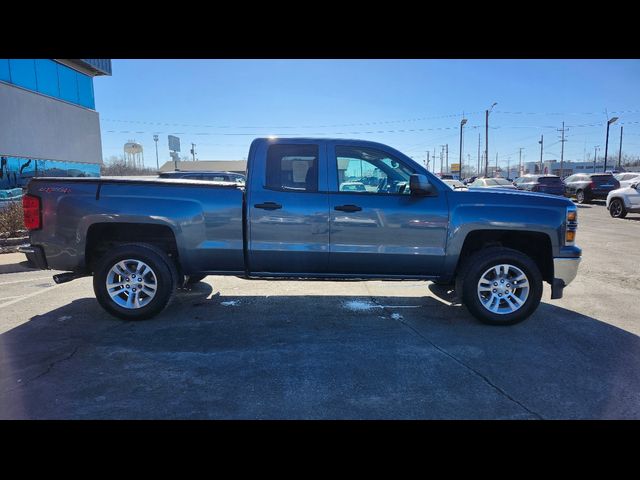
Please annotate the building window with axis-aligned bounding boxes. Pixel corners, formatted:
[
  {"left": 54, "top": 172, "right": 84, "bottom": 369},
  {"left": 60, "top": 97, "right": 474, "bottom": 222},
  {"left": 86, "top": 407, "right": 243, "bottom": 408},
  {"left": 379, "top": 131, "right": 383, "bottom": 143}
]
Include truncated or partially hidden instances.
[
  {"left": 77, "top": 72, "right": 95, "bottom": 109},
  {"left": 35, "top": 59, "right": 60, "bottom": 98},
  {"left": 8, "top": 59, "right": 37, "bottom": 91},
  {"left": 58, "top": 63, "right": 79, "bottom": 104}
]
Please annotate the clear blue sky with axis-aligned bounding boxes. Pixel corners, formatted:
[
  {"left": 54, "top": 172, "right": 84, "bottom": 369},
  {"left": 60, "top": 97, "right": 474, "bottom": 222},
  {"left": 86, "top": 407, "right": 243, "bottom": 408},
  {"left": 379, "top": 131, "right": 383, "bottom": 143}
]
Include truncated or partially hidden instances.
[{"left": 95, "top": 59, "right": 640, "bottom": 170}]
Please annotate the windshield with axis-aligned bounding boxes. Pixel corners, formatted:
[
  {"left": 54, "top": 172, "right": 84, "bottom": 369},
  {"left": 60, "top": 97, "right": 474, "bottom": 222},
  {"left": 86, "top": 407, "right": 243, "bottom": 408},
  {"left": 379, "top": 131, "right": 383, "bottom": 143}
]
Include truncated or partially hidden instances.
[{"left": 486, "top": 178, "right": 512, "bottom": 186}]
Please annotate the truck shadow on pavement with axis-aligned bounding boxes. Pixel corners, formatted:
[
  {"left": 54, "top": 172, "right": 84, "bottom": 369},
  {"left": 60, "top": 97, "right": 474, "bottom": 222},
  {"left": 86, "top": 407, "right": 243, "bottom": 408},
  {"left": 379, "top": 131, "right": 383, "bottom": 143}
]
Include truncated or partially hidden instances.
[{"left": 1, "top": 282, "right": 639, "bottom": 420}]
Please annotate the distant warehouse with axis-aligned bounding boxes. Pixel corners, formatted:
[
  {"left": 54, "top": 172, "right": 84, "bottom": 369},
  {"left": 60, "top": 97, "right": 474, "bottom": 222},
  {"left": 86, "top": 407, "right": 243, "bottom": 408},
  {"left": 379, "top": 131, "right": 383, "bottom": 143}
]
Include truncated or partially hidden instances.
[
  {"left": 0, "top": 59, "right": 111, "bottom": 189},
  {"left": 159, "top": 160, "right": 247, "bottom": 174}
]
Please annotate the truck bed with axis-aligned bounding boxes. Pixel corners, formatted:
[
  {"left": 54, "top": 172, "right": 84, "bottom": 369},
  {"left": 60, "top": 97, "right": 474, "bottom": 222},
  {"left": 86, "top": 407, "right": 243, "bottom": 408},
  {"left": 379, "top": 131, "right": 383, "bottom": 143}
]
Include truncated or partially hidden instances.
[{"left": 27, "top": 176, "right": 246, "bottom": 274}]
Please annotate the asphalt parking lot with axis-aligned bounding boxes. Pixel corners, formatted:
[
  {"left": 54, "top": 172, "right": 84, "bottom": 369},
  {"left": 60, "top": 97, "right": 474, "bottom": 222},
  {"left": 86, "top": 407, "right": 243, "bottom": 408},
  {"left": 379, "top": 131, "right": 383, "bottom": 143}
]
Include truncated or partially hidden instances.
[{"left": 1, "top": 201, "right": 639, "bottom": 419}]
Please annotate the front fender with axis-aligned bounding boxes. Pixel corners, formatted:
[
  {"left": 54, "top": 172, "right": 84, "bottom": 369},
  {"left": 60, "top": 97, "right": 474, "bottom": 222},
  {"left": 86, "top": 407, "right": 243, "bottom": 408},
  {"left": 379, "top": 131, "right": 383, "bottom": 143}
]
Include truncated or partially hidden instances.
[{"left": 441, "top": 202, "right": 564, "bottom": 278}]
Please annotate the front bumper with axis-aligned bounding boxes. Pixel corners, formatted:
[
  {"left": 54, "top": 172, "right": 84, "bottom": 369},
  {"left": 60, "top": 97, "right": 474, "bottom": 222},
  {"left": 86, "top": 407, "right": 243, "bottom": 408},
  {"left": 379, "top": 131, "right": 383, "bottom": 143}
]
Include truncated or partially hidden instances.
[
  {"left": 17, "top": 244, "right": 48, "bottom": 270},
  {"left": 550, "top": 257, "right": 581, "bottom": 299}
]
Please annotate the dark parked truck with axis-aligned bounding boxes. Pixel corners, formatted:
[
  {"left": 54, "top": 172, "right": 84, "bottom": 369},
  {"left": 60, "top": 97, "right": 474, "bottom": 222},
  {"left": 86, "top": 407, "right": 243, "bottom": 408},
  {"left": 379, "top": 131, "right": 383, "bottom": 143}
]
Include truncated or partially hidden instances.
[{"left": 19, "top": 138, "right": 582, "bottom": 325}]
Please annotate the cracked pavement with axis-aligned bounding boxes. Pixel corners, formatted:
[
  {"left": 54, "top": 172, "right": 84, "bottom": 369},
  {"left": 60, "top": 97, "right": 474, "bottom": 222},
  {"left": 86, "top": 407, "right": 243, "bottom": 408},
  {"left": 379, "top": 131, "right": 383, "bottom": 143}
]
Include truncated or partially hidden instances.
[{"left": 0, "top": 202, "right": 639, "bottom": 419}]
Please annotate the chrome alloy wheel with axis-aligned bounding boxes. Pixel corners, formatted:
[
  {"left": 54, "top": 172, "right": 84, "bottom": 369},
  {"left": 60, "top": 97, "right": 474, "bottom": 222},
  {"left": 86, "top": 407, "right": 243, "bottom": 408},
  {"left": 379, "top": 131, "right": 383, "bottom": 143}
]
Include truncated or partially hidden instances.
[
  {"left": 106, "top": 259, "right": 157, "bottom": 309},
  {"left": 610, "top": 200, "right": 623, "bottom": 217},
  {"left": 477, "top": 264, "right": 529, "bottom": 315}
]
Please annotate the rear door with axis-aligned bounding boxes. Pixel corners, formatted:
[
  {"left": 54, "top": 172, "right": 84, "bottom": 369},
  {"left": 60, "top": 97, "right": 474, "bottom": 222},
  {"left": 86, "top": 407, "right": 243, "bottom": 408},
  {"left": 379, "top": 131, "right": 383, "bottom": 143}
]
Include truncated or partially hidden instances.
[{"left": 247, "top": 141, "right": 330, "bottom": 274}]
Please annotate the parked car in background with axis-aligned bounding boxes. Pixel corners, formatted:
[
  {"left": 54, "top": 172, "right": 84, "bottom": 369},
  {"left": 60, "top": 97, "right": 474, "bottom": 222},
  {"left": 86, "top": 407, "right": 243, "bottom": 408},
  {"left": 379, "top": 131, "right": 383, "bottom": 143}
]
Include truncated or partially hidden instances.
[
  {"left": 442, "top": 179, "right": 467, "bottom": 189},
  {"left": 339, "top": 181, "right": 367, "bottom": 192},
  {"left": 563, "top": 173, "right": 620, "bottom": 204},
  {"left": 513, "top": 174, "right": 565, "bottom": 196},
  {"left": 468, "top": 177, "right": 518, "bottom": 190},
  {"left": 159, "top": 171, "right": 246, "bottom": 183},
  {"left": 614, "top": 172, "right": 640, "bottom": 188},
  {"left": 606, "top": 182, "right": 640, "bottom": 218}
]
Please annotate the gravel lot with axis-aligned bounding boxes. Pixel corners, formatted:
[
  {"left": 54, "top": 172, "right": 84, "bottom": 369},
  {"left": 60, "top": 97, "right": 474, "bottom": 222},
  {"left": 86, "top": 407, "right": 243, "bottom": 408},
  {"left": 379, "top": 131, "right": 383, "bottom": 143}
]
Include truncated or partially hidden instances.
[{"left": 0, "top": 201, "right": 639, "bottom": 419}]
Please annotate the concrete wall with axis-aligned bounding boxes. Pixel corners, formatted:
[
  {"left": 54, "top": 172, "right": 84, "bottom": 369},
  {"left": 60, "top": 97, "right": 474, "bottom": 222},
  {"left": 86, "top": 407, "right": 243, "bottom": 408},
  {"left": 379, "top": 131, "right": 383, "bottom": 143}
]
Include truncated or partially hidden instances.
[{"left": 0, "top": 82, "right": 102, "bottom": 164}]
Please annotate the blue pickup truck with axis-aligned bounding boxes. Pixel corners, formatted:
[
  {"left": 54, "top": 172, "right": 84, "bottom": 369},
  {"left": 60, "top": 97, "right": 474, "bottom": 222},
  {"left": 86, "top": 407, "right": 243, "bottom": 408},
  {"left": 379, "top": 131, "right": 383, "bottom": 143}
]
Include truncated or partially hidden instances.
[{"left": 19, "top": 138, "right": 581, "bottom": 325}]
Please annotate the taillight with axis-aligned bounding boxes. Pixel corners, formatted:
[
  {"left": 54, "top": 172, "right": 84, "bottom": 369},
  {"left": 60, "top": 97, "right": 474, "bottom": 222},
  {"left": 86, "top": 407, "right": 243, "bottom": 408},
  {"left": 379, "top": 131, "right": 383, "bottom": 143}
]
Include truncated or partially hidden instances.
[
  {"left": 589, "top": 181, "right": 596, "bottom": 188},
  {"left": 566, "top": 208, "right": 578, "bottom": 245},
  {"left": 23, "top": 194, "right": 41, "bottom": 230}
]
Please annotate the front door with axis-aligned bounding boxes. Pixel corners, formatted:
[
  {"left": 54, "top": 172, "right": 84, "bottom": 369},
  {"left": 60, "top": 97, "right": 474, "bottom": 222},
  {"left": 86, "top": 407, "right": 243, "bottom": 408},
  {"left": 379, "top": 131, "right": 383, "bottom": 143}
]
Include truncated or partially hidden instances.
[
  {"left": 248, "top": 141, "right": 330, "bottom": 274},
  {"left": 327, "top": 142, "right": 449, "bottom": 276}
]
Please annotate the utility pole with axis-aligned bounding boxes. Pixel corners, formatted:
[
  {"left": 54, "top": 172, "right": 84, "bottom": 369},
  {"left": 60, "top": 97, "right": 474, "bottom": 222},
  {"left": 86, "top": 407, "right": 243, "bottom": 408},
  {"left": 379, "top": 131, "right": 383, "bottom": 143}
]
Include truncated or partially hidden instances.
[
  {"left": 507, "top": 157, "right": 510, "bottom": 179},
  {"left": 439, "top": 146, "right": 444, "bottom": 175},
  {"left": 558, "top": 122, "right": 567, "bottom": 179},
  {"left": 593, "top": 146, "right": 599, "bottom": 173},
  {"left": 426, "top": 151, "right": 430, "bottom": 172},
  {"left": 495, "top": 152, "right": 498, "bottom": 176},
  {"left": 153, "top": 134, "right": 159, "bottom": 170},
  {"left": 190, "top": 143, "right": 196, "bottom": 161},
  {"left": 477, "top": 133, "right": 481, "bottom": 177},
  {"left": 618, "top": 126, "right": 623, "bottom": 169},
  {"left": 518, "top": 148, "right": 524, "bottom": 177},
  {"left": 538, "top": 135, "right": 544, "bottom": 174},
  {"left": 445, "top": 144, "right": 449, "bottom": 174}
]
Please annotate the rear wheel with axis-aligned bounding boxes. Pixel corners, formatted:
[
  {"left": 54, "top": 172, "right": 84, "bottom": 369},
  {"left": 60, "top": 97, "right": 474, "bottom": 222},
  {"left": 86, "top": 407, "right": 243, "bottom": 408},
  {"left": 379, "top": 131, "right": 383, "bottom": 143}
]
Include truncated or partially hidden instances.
[
  {"left": 609, "top": 198, "right": 627, "bottom": 218},
  {"left": 457, "top": 247, "right": 543, "bottom": 326},
  {"left": 576, "top": 189, "right": 590, "bottom": 204},
  {"left": 93, "top": 243, "right": 177, "bottom": 320}
]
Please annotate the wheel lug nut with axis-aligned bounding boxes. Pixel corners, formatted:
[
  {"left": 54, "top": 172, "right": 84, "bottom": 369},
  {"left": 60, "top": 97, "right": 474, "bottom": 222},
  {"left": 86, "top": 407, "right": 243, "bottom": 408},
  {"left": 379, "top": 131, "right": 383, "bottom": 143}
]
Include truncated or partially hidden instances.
[
  {"left": 498, "top": 293, "right": 502, "bottom": 297},
  {"left": 492, "top": 289, "right": 497, "bottom": 293},
  {"left": 132, "top": 288, "right": 136, "bottom": 292},
  {"left": 494, "top": 282, "right": 498, "bottom": 286},
  {"left": 126, "top": 284, "right": 130, "bottom": 288},
  {"left": 500, "top": 279, "right": 504, "bottom": 283}
]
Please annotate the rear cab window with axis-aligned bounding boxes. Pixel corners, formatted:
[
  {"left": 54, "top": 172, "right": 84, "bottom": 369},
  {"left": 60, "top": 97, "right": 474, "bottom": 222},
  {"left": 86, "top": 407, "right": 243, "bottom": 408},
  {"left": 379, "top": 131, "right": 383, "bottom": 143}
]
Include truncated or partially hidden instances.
[{"left": 265, "top": 144, "right": 318, "bottom": 192}]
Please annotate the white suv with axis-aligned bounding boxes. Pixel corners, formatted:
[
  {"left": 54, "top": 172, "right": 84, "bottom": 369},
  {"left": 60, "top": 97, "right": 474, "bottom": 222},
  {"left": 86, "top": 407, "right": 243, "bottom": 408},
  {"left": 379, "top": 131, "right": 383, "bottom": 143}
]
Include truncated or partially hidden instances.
[
  {"left": 606, "top": 181, "right": 640, "bottom": 218},
  {"left": 614, "top": 172, "right": 640, "bottom": 188}
]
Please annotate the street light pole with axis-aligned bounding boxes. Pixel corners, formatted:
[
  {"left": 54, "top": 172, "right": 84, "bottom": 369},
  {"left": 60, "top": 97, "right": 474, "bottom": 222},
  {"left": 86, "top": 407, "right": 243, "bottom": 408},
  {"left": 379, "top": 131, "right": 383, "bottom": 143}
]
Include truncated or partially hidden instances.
[
  {"left": 618, "top": 126, "right": 623, "bottom": 169},
  {"left": 538, "top": 135, "right": 544, "bottom": 174},
  {"left": 459, "top": 118, "right": 467, "bottom": 179},
  {"left": 603, "top": 117, "right": 619, "bottom": 172},
  {"left": 153, "top": 134, "right": 159, "bottom": 170},
  {"left": 484, "top": 102, "right": 497, "bottom": 177}
]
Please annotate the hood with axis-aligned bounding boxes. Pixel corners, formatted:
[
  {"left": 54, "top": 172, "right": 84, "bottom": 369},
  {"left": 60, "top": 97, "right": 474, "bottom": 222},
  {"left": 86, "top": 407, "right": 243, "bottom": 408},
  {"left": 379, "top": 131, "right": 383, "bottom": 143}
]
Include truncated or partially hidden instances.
[
  {"left": 607, "top": 186, "right": 636, "bottom": 197},
  {"left": 449, "top": 185, "right": 575, "bottom": 208}
]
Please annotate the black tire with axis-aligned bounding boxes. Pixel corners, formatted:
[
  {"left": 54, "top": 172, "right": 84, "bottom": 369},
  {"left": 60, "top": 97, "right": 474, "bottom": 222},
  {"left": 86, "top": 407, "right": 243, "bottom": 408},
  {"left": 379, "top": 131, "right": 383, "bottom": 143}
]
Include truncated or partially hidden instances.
[
  {"left": 456, "top": 247, "right": 543, "bottom": 326},
  {"left": 93, "top": 243, "right": 177, "bottom": 320},
  {"left": 185, "top": 274, "right": 207, "bottom": 285},
  {"left": 575, "top": 189, "right": 590, "bottom": 204},
  {"left": 609, "top": 198, "right": 627, "bottom": 218}
]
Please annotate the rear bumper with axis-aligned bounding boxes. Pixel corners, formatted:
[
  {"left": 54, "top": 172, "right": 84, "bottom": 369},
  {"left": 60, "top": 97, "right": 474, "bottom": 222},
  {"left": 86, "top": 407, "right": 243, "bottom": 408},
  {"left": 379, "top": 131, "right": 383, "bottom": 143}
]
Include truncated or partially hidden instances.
[
  {"left": 550, "top": 257, "right": 581, "bottom": 299},
  {"left": 17, "top": 244, "right": 48, "bottom": 270}
]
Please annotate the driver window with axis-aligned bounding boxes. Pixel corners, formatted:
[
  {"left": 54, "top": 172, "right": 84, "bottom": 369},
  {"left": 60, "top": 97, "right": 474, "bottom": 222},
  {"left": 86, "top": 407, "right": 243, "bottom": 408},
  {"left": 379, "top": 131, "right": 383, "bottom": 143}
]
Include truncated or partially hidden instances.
[{"left": 335, "top": 145, "right": 414, "bottom": 194}]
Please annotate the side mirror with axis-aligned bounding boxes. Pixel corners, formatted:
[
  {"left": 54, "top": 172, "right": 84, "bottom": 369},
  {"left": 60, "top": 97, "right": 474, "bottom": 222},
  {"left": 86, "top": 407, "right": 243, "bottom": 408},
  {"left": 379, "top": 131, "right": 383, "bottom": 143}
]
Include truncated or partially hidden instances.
[
  {"left": 410, "top": 174, "right": 436, "bottom": 196},
  {"left": 632, "top": 182, "right": 639, "bottom": 190}
]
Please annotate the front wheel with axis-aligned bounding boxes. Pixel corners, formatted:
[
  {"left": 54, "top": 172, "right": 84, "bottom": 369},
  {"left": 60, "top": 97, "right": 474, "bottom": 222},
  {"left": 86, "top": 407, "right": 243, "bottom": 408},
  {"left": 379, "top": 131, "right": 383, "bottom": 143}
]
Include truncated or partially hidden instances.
[
  {"left": 93, "top": 243, "right": 177, "bottom": 320},
  {"left": 457, "top": 247, "right": 543, "bottom": 326},
  {"left": 609, "top": 198, "right": 627, "bottom": 218}
]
